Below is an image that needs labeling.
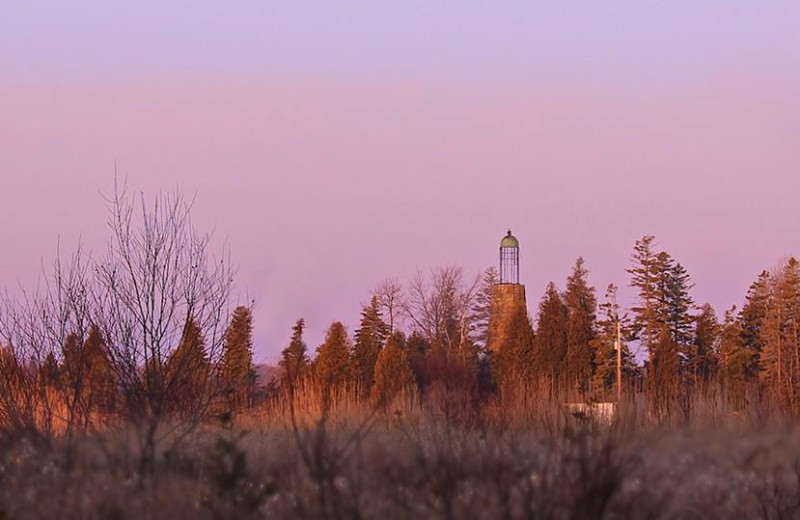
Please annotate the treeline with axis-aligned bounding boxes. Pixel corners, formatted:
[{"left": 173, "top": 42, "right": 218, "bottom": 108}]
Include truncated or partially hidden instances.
[
  {"left": 0, "top": 308, "right": 255, "bottom": 426},
  {"left": 271, "top": 234, "right": 800, "bottom": 420},
  {"left": 0, "top": 185, "right": 246, "bottom": 472},
  {"left": 3, "top": 183, "right": 800, "bottom": 458}
]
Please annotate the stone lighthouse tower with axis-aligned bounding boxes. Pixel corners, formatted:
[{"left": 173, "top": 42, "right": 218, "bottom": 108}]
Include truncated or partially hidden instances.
[{"left": 488, "top": 229, "right": 527, "bottom": 352}]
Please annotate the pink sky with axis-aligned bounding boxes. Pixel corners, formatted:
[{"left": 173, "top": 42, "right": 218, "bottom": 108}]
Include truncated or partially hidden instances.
[{"left": 2, "top": 2, "right": 799, "bottom": 361}]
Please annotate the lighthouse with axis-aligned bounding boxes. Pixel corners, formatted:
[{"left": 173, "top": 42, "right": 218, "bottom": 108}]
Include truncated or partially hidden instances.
[{"left": 488, "top": 229, "right": 528, "bottom": 352}]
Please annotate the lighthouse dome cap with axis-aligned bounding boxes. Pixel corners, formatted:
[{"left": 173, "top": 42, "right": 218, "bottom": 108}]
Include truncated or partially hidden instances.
[{"left": 500, "top": 229, "right": 519, "bottom": 248}]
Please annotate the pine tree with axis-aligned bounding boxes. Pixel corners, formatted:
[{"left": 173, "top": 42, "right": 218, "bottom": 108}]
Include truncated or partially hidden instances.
[
  {"left": 39, "top": 352, "right": 60, "bottom": 388},
  {"left": 60, "top": 329, "right": 115, "bottom": 416},
  {"left": 313, "top": 321, "right": 353, "bottom": 399},
  {"left": 165, "top": 317, "right": 209, "bottom": 412},
  {"left": 83, "top": 325, "right": 116, "bottom": 413},
  {"left": 719, "top": 307, "right": 752, "bottom": 409},
  {"left": 737, "top": 271, "right": 772, "bottom": 399},
  {"left": 780, "top": 258, "right": 800, "bottom": 411},
  {"left": 629, "top": 236, "right": 697, "bottom": 412},
  {"left": 352, "top": 297, "right": 389, "bottom": 398},
  {"left": 61, "top": 331, "right": 92, "bottom": 427},
  {"left": 691, "top": 304, "right": 719, "bottom": 391},
  {"left": 647, "top": 325, "right": 681, "bottom": 419},
  {"left": 405, "top": 331, "right": 431, "bottom": 391},
  {"left": 493, "top": 303, "right": 535, "bottom": 393},
  {"left": 628, "top": 235, "right": 662, "bottom": 354},
  {"left": 564, "top": 257, "right": 597, "bottom": 397},
  {"left": 533, "top": 282, "right": 569, "bottom": 396},
  {"left": 759, "top": 258, "right": 800, "bottom": 410},
  {"left": 592, "top": 284, "right": 634, "bottom": 400},
  {"left": 470, "top": 266, "right": 499, "bottom": 350},
  {"left": 279, "top": 319, "right": 308, "bottom": 391},
  {"left": 61, "top": 332, "right": 85, "bottom": 398},
  {"left": 221, "top": 306, "right": 255, "bottom": 410},
  {"left": 371, "top": 333, "right": 415, "bottom": 408},
  {"left": 660, "top": 254, "right": 696, "bottom": 351},
  {"left": 740, "top": 271, "right": 771, "bottom": 356}
]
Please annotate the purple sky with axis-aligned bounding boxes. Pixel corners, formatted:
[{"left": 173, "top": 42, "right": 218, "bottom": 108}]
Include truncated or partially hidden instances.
[{"left": 2, "top": 2, "right": 799, "bottom": 362}]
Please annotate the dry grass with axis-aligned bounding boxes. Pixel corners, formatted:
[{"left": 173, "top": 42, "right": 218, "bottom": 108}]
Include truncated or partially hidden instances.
[{"left": 2, "top": 392, "right": 800, "bottom": 519}]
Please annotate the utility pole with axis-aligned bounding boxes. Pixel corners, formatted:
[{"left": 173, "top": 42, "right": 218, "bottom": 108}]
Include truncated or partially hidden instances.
[{"left": 616, "top": 319, "right": 623, "bottom": 404}]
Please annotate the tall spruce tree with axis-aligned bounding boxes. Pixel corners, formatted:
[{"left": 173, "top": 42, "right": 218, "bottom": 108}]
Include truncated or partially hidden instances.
[
  {"left": 61, "top": 327, "right": 116, "bottom": 416},
  {"left": 659, "top": 253, "right": 696, "bottom": 350},
  {"left": 221, "top": 306, "right": 255, "bottom": 409},
  {"left": 470, "top": 266, "right": 499, "bottom": 350},
  {"left": 165, "top": 317, "right": 209, "bottom": 412},
  {"left": 533, "top": 282, "right": 569, "bottom": 396},
  {"left": 628, "top": 235, "right": 662, "bottom": 354},
  {"left": 629, "top": 236, "right": 697, "bottom": 411},
  {"left": 279, "top": 319, "right": 308, "bottom": 391},
  {"left": 405, "top": 331, "right": 431, "bottom": 390},
  {"left": 740, "top": 271, "right": 771, "bottom": 357},
  {"left": 759, "top": 258, "right": 800, "bottom": 410},
  {"left": 719, "top": 306, "right": 752, "bottom": 409},
  {"left": 83, "top": 325, "right": 116, "bottom": 413},
  {"left": 39, "top": 352, "right": 60, "bottom": 388},
  {"left": 494, "top": 303, "right": 535, "bottom": 392},
  {"left": 61, "top": 332, "right": 86, "bottom": 400},
  {"left": 352, "top": 297, "right": 389, "bottom": 397},
  {"left": 647, "top": 325, "right": 681, "bottom": 418},
  {"left": 592, "top": 284, "right": 634, "bottom": 399},
  {"left": 564, "top": 257, "right": 597, "bottom": 397},
  {"left": 737, "top": 271, "right": 772, "bottom": 399},
  {"left": 313, "top": 321, "right": 353, "bottom": 398},
  {"left": 371, "top": 333, "right": 415, "bottom": 407},
  {"left": 691, "top": 304, "right": 719, "bottom": 391},
  {"left": 779, "top": 258, "right": 800, "bottom": 410}
]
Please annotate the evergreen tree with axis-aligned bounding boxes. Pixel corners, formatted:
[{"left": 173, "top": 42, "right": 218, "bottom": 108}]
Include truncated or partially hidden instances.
[
  {"left": 313, "top": 321, "right": 353, "bottom": 398},
  {"left": 61, "top": 331, "right": 92, "bottom": 426},
  {"left": 279, "top": 319, "right": 308, "bottom": 391},
  {"left": 371, "top": 333, "right": 416, "bottom": 407},
  {"left": 779, "top": 258, "right": 800, "bottom": 410},
  {"left": 739, "top": 271, "right": 771, "bottom": 357},
  {"left": 405, "top": 331, "right": 431, "bottom": 390},
  {"left": 60, "top": 329, "right": 115, "bottom": 416},
  {"left": 659, "top": 253, "right": 696, "bottom": 351},
  {"left": 629, "top": 236, "right": 697, "bottom": 412},
  {"left": 628, "top": 235, "right": 662, "bottom": 354},
  {"left": 352, "top": 297, "right": 389, "bottom": 397},
  {"left": 61, "top": 332, "right": 85, "bottom": 397},
  {"left": 221, "top": 306, "right": 255, "bottom": 409},
  {"left": 564, "top": 257, "right": 597, "bottom": 397},
  {"left": 738, "top": 271, "right": 771, "bottom": 406},
  {"left": 493, "top": 303, "right": 535, "bottom": 392},
  {"left": 83, "top": 325, "right": 116, "bottom": 413},
  {"left": 533, "top": 282, "right": 569, "bottom": 396},
  {"left": 759, "top": 258, "right": 800, "bottom": 410},
  {"left": 691, "top": 304, "right": 719, "bottom": 391},
  {"left": 719, "top": 307, "right": 753, "bottom": 409},
  {"left": 647, "top": 325, "right": 681, "bottom": 418},
  {"left": 470, "top": 266, "right": 499, "bottom": 350},
  {"left": 39, "top": 352, "right": 60, "bottom": 388},
  {"left": 166, "top": 317, "right": 209, "bottom": 412},
  {"left": 592, "top": 284, "right": 634, "bottom": 400}
]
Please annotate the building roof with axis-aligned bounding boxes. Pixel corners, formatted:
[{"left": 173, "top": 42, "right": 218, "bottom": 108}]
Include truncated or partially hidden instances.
[{"left": 500, "top": 229, "right": 519, "bottom": 248}]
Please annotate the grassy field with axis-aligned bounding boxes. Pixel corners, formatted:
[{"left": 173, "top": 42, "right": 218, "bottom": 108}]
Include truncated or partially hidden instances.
[{"left": 2, "top": 395, "right": 800, "bottom": 520}]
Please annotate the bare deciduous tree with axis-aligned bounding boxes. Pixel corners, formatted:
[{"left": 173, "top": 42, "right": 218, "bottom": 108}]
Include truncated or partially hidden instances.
[
  {"left": 92, "top": 181, "right": 234, "bottom": 472},
  {"left": 373, "top": 278, "right": 403, "bottom": 334},
  {"left": 0, "top": 245, "right": 95, "bottom": 440},
  {"left": 403, "top": 266, "right": 480, "bottom": 351},
  {"left": 0, "top": 180, "right": 235, "bottom": 473}
]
